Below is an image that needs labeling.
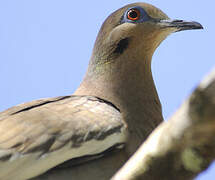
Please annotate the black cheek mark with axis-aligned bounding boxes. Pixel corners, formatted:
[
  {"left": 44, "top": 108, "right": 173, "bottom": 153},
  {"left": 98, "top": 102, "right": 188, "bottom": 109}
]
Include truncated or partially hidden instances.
[
  {"left": 100, "top": 37, "right": 130, "bottom": 63},
  {"left": 113, "top": 38, "right": 130, "bottom": 55}
]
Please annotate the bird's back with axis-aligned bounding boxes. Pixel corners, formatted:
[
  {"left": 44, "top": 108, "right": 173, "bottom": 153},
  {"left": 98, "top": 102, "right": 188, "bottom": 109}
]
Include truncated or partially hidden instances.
[{"left": 0, "top": 96, "right": 127, "bottom": 180}]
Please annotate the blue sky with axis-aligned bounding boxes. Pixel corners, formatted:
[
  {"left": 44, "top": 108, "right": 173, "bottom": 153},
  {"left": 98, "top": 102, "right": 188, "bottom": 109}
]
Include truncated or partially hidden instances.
[{"left": 0, "top": 0, "right": 214, "bottom": 179}]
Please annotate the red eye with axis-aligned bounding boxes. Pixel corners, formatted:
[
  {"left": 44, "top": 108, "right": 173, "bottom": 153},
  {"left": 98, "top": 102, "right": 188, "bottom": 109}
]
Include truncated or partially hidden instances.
[{"left": 127, "top": 9, "right": 141, "bottom": 21}]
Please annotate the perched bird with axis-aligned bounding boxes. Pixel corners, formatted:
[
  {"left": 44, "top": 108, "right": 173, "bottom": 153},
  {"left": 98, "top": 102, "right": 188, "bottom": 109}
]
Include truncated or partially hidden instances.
[{"left": 0, "top": 2, "right": 203, "bottom": 180}]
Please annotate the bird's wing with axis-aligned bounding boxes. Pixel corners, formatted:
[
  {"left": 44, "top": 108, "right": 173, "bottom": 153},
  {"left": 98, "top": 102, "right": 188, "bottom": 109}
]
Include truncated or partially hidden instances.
[{"left": 0, "top": 95, "right": 127, "bottom": 180}]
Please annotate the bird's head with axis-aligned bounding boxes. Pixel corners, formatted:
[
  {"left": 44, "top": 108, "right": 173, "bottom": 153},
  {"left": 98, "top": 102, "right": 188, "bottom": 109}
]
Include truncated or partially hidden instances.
[{"left": 89, "top": 2, "right": 203, "bottom": 70}]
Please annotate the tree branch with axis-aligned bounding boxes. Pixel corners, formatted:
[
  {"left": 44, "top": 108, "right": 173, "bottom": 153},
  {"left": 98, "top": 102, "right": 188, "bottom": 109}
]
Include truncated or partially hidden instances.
[{"left": 112, "top": 68, "right": 215, "bottom": 180}]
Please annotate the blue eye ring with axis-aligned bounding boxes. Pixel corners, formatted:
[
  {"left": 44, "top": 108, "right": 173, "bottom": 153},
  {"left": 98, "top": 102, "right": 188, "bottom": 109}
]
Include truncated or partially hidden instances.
[{"left": 121, "top": 6, "right": 151, "bottom": 24}]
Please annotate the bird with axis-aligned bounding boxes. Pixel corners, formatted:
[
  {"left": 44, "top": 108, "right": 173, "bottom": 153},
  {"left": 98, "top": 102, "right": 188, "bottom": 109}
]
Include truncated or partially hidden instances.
[{"left": 0, "top": 2, "right": 203, "bottom": 180}]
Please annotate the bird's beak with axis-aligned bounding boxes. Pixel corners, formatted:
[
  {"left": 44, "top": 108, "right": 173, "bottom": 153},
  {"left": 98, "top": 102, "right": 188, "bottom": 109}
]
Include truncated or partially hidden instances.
[{"left": 158, "top": 19, "right": 203, "bottom": 32}]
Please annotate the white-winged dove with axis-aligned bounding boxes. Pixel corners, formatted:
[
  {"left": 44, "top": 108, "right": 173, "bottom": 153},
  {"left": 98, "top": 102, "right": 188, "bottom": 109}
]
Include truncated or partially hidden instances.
[{"left": 0, "top": 2, "right": 203, "bottom": 180}]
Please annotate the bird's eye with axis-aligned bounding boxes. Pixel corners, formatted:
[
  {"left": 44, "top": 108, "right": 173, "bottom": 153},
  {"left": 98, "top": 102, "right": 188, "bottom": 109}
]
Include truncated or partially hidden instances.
[{"left": 127, "top": 9, "right": 141, "bottom": 21}]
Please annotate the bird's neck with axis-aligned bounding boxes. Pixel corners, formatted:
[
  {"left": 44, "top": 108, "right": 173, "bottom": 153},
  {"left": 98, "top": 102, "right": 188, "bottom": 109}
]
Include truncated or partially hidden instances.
[{"left": 74, "top": 53, "right": 163, "bottom": 153}]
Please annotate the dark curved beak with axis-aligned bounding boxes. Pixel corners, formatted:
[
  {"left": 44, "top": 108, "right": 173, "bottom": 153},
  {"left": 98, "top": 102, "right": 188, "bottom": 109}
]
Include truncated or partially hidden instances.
[{"left": 159, "top": 19, "right": 203, "bottom": 32}]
